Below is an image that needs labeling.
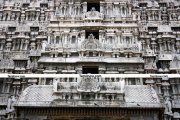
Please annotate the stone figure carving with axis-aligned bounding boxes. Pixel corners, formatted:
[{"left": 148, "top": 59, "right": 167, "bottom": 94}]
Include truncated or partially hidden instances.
[
  {"left": 42, "top": 40, "right": 47, "bottom": 52},
  {"left": 81, "top": 34, "right": 101, "bottom": 50},
  {"left": 57, "top": 83, "right": 64, "bottom": 91},
  {"left": 27, "top": 59, "right": 31, "bottom": 68},
  {"left": 150, "top": 85, "right": 159, "bottom": 102},
  {"left": 91, "top": 7, "right": 96, "bottom": 11},
  {"left": 164, "top": 97, "right": 172, "bottom": 114},
  {"left": 171, "top": 13, "right": 177, "bottom": 20},
  {"left": 83, "top": 7, "right": 103, "bottom": 19},
  {"left": 7, "top": 96, "right": 16, "bottom": 112},
  {"left": 77, "top": 75, "right": 100, "bottom": 92}
]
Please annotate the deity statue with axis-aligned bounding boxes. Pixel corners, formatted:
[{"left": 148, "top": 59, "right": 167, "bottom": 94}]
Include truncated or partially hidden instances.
[
  {"left": 7, "top": 96, "right": 17, "bottom": 112},
  {"left": 91, "top": 7, "right": 96, "bottom": 11},
  {"left": 42, "top": 40, "right": 47, "bottom": 52},
  {"left": 164, "top": 97, "right": 172, "bottom": 114},
  {"left": 150, "top": 85, "right": 159, "bottom": 102}
]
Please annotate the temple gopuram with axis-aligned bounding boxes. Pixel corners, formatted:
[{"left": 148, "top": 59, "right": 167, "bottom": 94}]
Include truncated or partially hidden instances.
[{"left": 0, "top": 0, "right": 180, "bottom": 119}]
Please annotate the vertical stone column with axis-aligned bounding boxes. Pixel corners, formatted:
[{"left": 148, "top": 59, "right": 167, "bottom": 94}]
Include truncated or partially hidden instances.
[
  {"left": 162, "top": 77, "right": 170, "bottom": 97},
  {"left": 64, "top": 5, "right": 67, "bottom": 16},
  {"left": 158, "top": 40, "right": 162, "bottom": 51},
  {"left": 2, "top": 78, "right": 6, "bottom": 93},
  {"left": 69, "top": 3, "right": 73, "bottom": 15},
  {"left": 47, "top": 33, "right": 51, "bottom": 44},
  {"left": 82, "top": 2, "right": 87, "bottom": 13},
  {"left": 167, "top": 41, "right": 171, "bottom": 51},
  {"left": 129, "top": 4, "right": 132, "bottom": 16},
  {"left": 77, "top": 6, "right": 81, "bottom": 16},
  {"left": 80, "top": 30, "right": 85, "bottom": 42},
  {"left": 100, "top": 2, "right": 104, "bottom": 13},
  {"left": 99, "top": 30, "right": 103, "bottom": 43},
  {"left": 158, "top": 11, "right": 161, "bottom": 21},
  {"left": 170, "top": 79, "right": 176, "bottom": 95},
  {"left": 13, "top": 86, "right": 16, "bottom": 95},
  {"left": 20, "top": 39, "right": 24, "bottom": 51},
  {"left": 6, "top": 83, "right": 11, "bottom": 93},
  {"left": 164, "top": 40, "right": 167, "bottom": 51},
  {"left": 24, "top": 40, "right": 29, "bottom": 50},
  {"left": 21, "top": 79, "right": 26, "bottom": 92},
  {"left": 64, "top": 33, "right": 68, "bottom": 45}
]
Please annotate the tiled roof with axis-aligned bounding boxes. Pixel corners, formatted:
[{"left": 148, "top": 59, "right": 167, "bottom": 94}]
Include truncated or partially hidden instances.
[
  {"left": 125, "top": 85, "right": 159, "bottom": 103},
  {"left": 17, "top": 85, "right": 54, "bottom": 106},
  {"left": 16, "top": 85, "right": 161, "bottom": 108}
]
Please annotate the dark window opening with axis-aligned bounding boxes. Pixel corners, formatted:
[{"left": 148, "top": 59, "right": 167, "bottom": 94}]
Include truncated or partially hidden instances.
[
  {"left": 85, "top": 30, "right": 99, "bottom": 39},
  {"left": 8, "top": 27, "right": 16, "bottom": 32},
  {"left": 159, "top": 3, "right": 167, "bottom": 7},
  {"left": 87, "top": 2, "right": 100, "bottom": 12},
  {"left": 128, "top": 78, "right": 136, "bottom": 85},
  {"left": 156, "top": 61, "right": 161, "bottom": 69},
  {"left": 139, "top": 3, "right": 147, "bottom": 7},
  {"left": 72, "top": 36, "right": 76, "bottom": 43},
  {"left": 22, "top": 3, "right": 29, "bottom": 8},
  {"left": 82, "top": 66, "right": 99, "bottom": 74},
  {"left": 172, "top": 27, "right": 180, "bottom": 32},
  {"left": 46, "top": 78, "right": 53, "bottom": 85},
  {"left": 56, "top": 36, "right": 60, "bottom": 44},
  {"left": 30, "top": 27, "right": 39, "bottom": 32},
  {"left": 148, "top": 27, "right": 157, "bottom": 32},
  {"left": 89, "top": 52, "right": 93, "bottom": 57},
  {"left": 40, "top": 3, "right": 48, "bottom": 8}
]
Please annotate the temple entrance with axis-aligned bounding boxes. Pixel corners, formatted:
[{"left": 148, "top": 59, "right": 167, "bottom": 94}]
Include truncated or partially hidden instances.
[{"left": 82, "top": 66, "right": 99, "bottom": 74}]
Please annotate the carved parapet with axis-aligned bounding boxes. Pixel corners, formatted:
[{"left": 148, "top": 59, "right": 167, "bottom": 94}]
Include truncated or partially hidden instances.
[
  {"left": 12, "top": 52, "right": 28, "bottom": 60},
  {"left": 80, "top": 34, "right": 102, "bottom": 52},
  {"left": 82, "top": 8, "right": 104, "bottom": 21},
  {"left": 158, "top": 54, "right": 173, "bottom": 61},
  {"left": 29, "top": 49, "right": 41, "bottom": 56}
]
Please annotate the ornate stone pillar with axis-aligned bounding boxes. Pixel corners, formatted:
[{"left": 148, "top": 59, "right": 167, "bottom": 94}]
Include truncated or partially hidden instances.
[
  {"left": 6, "top": 81, "right": 11, "bottom": 93},
  {"left": 20, "top": 39, "right": 24, "bottom": 51},
  {"left": 0, "top": 12, "right": 2, "bottom": 20},
  {"left": 2, "top": 78, "right": 6, "bottom": 93},
  {"left": 158, "top": 40, "right": 162, "bottom": 51},
  {"left": 64, "top": 5, "right": 67, "bottom": 16},
  {"left": 100, "top": 2, "right": 104, "bottom": 13},
  {"left": 24, "top": 40, "right": 29, "bottom": 50},
  {"left": 163, "top": 41, "right": 167, "bottom": 50},
  {"left": 21, "top": 79, "right": 26, "bottom": 92},
  {"left": 158, "top": 11, "right": 161, "bottom": 21},
  {"left": 167, "top": 40, "right": 171, "bottom": 51},
  {"left": 5, "top": 12, "right": 9, "bottom": 20},
  {"left": 161, "top": 77, "right": 170, "bottom": 97},
  {"left": 82, "top": 2, "right": 87, "bottom": 13},
  {"left": 129, "top": 5, "right": 132, "bottom": 15},
  {"left": 99, "top": 30, "right": 103, "bottom": 43},
  {"left": 47, "top": 33, "right": 51, "bottom": 44}
]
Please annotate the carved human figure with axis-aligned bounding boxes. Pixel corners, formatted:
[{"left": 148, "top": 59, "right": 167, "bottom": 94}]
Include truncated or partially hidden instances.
[
  {"left": 164, "top": 97, "right": 172, "bottom": 114},
  {"left": 91, "top": 7, "right": 96, "bottom": 11},
  {"left": 7, "top": 96, "right": 12, "bottom": 111},
  {"left": 7, "top": 96, "right": 16, "bottom": 112},
  {"left": 27, "top": 59, "right": 31, "bottom": 68},
  {"left": 150, "top": 85, "right": 159, "bottom": 102},
  {"left": 42, "top": 40, "right": 47, "bottom": 52}
]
